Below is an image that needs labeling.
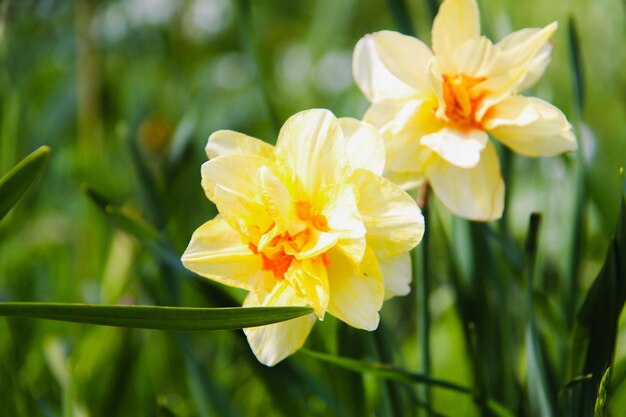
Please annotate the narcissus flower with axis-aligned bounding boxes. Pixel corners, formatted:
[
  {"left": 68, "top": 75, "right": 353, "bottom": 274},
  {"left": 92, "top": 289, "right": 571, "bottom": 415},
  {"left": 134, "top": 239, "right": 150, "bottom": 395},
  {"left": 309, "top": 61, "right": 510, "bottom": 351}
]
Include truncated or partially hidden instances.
[
  {"left": 353, "top": 0, "right": 577, "bottom": 220},
  {"left": 182, "top": 109, "right": 424, "bottom": 366}
]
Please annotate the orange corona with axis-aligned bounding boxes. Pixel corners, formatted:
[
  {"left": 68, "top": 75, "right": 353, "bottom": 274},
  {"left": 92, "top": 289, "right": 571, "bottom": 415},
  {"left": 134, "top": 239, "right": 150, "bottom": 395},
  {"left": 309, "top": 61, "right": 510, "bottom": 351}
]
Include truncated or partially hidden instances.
[
  {"left": 441, "top": 74, "right": 486, "bottom": 130},
  {"left": 249, "top": 201, "right": 332, "bottom": 280}
]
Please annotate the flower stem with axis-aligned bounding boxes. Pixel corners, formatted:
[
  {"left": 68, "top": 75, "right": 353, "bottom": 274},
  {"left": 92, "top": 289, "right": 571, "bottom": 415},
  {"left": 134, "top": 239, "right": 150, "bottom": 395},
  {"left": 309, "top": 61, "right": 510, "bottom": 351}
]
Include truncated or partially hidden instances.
[{"left": 414, "top": 183, "right": 431, "bottom": 415}]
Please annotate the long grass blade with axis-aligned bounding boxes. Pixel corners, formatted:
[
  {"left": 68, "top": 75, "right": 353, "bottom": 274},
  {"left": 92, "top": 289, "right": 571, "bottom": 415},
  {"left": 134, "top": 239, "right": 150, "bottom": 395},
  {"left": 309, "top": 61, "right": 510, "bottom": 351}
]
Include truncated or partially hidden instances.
[
  {"left": 0, "top": 146, "right": 50, "bottom": 221},
  {"left": 300, "top": 349, "right": 516, "bottom": 417},
  {"left": 0, "top": 303, "right": 313, "bottom": 331}
]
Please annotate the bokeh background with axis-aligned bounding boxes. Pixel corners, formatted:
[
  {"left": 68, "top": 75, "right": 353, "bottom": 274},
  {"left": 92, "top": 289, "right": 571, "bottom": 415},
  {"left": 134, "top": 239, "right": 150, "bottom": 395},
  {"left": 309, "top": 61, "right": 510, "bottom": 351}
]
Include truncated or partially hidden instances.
[{"left": 1, "top": 0, "right": 625, "bottom": 416}]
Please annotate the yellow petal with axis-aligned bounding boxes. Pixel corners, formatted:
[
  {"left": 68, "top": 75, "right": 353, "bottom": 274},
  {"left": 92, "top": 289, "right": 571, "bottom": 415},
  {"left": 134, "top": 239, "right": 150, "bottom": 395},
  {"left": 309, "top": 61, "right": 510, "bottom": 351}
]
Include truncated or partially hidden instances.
[
  {"left": 201, "top": 154, "right": 267, "bottom": 200},
  {"left": 353, "top": 34, "right": 421, "bottom": 102},
  {"left": 352, "top": 168, "right": 424, "bottom": 258},
  {"left": 206, "top": 130, "right": 274, "bottom": 160},
  {"left": 493, "top": 22, "right": 557, "bottom": 89},
  {"left": 256, "top": 166, "right": 305, "bottom": 235},
  {"left": 380, "top": 252, "right": 412, "bottom": 299},
  {"left": 484, "top": 96, "right": 577, "bottom": 156},
  {"left": 327, "top": 247, "right": 384, "bottom": 331},
  {"left": 243, "top": 284, "right": 317, "bottom": 366},
  {"left": 181, "top": 217, "right": 274, "bottom": 292},
  {"left": 320, "top": 183, "right": 366, "bottom": 241},
  {"left": 451, "top": 36, "right": 498, "bottom": 77},
  {"left": 421, "top": 127, "right": 488, "bottom": 169},
  {"left": 275, "top": 109, "right": 349, "bottom": 196},
  {"left": 339, "top": 117, "right": 385, "bottom": 176},
  {"left": 284, "top": 258, "right": 329, "bottom": 318},
  {"left": 364, "top": 97, "right": 441, "bottom": 175},
  {"left": 432, "top": 0, "right": 480, "bottom": 70},
  {"left": 296, "top": 230, "right": 340, "bottom": 260},
  {"left": 426, "top": 141, "right": 504, "bottom": 221},
  {"left": 473, "top": 67, "right": 526, "bottom": 121},
  {"left": 365, "top": 31, "right": 434, "bottom": 94},
  {"left": 212, "top": 184, "right": 273, "bottom": 239}
]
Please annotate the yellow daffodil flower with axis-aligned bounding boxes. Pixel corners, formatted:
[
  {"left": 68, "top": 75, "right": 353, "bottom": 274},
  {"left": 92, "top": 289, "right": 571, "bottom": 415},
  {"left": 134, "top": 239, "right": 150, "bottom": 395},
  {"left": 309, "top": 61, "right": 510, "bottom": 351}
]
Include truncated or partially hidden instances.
[
  {"left": 182, "top": 109, "right": 424, "bottom": 366},
  {"left": 353, "top": 0, "right": 577, "bottom": 220}
]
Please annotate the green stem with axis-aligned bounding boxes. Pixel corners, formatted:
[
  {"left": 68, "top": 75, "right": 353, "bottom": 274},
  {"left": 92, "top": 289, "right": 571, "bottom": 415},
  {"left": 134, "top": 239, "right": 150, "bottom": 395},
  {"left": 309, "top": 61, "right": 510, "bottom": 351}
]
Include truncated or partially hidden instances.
[{"left": 413, "top": 202, "right": 431, "bottom": 416}]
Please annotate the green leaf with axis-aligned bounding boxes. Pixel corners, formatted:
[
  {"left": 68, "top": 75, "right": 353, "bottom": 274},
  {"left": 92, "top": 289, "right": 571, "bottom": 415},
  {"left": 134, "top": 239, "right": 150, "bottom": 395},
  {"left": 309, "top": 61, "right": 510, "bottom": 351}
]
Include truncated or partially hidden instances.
[
  {"left": 566, "top": 172, "right": 626, "bottom": 416},
  {"left": 524, "top": 213, "right": 556, "bottom": 417},
  {"left": 0, "top": 146, "right": 50, "bottom": 221},
  {"left": 0, "top": 303, "right": 313, "bottom": 331},
  {"left": 300, "top": 349, "right": 516, "bottom": 417},
  {"left": 568, "top": 15, "right": 585, "bottom": 116}
]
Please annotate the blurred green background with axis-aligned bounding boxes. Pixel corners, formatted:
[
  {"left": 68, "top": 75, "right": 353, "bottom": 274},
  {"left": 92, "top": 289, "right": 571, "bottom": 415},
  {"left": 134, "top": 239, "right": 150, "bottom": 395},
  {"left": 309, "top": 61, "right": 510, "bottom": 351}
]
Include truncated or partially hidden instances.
[{"left": 1, "top": 0, "right": 625, "bottom": 416}]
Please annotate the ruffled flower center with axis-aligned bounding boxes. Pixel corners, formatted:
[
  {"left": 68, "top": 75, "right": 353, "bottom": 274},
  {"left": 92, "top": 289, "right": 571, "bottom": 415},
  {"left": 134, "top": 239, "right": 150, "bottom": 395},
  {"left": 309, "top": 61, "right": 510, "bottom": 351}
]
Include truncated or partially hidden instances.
[
  {"left": 248, "top": 200, "right": 331, "bottom": 280},
  {"left": 441, "top": 73, "right": 486, "bottom": 130}
]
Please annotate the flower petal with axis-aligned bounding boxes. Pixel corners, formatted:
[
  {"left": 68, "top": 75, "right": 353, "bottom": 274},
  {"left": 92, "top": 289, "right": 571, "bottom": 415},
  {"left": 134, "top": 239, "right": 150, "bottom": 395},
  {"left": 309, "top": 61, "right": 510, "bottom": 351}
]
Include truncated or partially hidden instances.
[
  {"left": 206, "top": 130, "right": 275, "bottom": 160},
  {"left": 426, "top": 141, "right": 504, "bottom": 221},
  {"left": 284, "top": 258, "right": 330, "bottom": 317},
  {"left": 451, "top": 36, "right": 498, "bottom": 77},
  {"left": 380, "top": 252, "right": 412, "bottom": 299},
  {"left": 484, "top": 96, "right": 577, "bottom": 156},
  {"left": 181, "top": 217, "right": 274, "bottom": 291},
  {"left": 275, "top": 109, "right": 349, "bottom": 196},
  {"left": 432, "top": 0, "right": 481, "bottom": 70},
  {"left": 353, "top": 34, "right": 421, "bottom": 102},
  {"left": 244, "top": 283, "right": 317, "bottom": 366},
  {"left": 339, "top": 117, "right": 385, "bottom": 176},
  {"left": 364, "top": 98, "right": 441, "bottom": 175},
  {"left": 352, "top": 168, "right": 424, "bottom": 258},
  {"left": 327, "top": 247, "right": 384, "bottom": 330},
  {"left": 201, "top": 154, "right": 266, "bottom": 200},
  {"left": 256, "top": 166, "right": 304, "bottom": 235},
  {"left": 364, "top": 31, "right": 434, "bottom": 94},
  {"left": 494, "top": 22, "right": 557, "bottom": 89},
  {"left": 212, "top": 184, "right": 273, "bottom": 239},
  {"left": 421, "top": 127, "right": 488, "bottom": 168}
]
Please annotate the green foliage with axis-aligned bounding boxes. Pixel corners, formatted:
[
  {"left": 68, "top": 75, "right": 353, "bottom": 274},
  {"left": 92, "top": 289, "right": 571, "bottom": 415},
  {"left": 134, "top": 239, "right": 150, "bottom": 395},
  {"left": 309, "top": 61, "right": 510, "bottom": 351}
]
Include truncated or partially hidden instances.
[
  {"left": 0, "top": 303, "right": 313, "bottom": 331},
  {"left": 0, "top": 146, "right": 49, "bottom": 221},
  {"left": 1, "top": 0, "right": 625, "bottom": 416}
]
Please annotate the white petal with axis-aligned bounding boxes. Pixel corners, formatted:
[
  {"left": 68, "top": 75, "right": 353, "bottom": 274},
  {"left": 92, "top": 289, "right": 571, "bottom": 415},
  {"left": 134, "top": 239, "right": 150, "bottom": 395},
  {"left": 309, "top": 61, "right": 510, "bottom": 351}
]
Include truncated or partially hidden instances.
[
  {"left": 275, "top": 109, "right": 349, "bottom": 196},
  {"left": 339, "top": 117, "right": 385, "bottom": 176},
  {"left": 244, "top": 283, "right": 317, "bottom": 366},
  {"left": 206, "top": 130, "right": 274, "bottom": 160},
  {"left": 494, "top": 23, "right": 557, "bottom": 89},
  {"left": 426, "top": 141, "right": 504, "bottom": 221},
  {"left": 380, "top": 252, "right": 412, "bottom": 299},
  {"left": 181, "top": 218, "right": 274, "bottom": 291},
  {"left": 484, "top": 96, "right": 577, "bottom": 156},
  {"left": 353, "top": 34, "right": 421, "bottom": 102},
  {"left": 421, "top": 127, "right": 488, "bottom": 168},
  {"left": 432, "top": 0, "right": 481, "bottom": 70},
  {"left": 451, "top": 36, "right": 498, "bottom": 77},
  {"left": 327, "top": 248, "right": 384, "bottom": 331},
  {"left": 352, "top": 169, "right": 424, "bottom": 258},
  {"left": 364, "top": 98, "right": 441, "bottom": 175},
  {"left": 365, "top": 31, "right": 434, "bottom": 94}
]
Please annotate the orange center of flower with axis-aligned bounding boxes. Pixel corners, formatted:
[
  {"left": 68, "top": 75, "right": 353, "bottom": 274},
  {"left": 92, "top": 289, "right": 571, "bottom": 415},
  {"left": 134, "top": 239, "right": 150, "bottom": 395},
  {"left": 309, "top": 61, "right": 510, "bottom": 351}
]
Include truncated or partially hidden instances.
[
  {"left": 441, "top": 74, "right": 486, "bottom": 130},
  {"left": 248, "top": 201, "right": 331, "bottom": 280}
]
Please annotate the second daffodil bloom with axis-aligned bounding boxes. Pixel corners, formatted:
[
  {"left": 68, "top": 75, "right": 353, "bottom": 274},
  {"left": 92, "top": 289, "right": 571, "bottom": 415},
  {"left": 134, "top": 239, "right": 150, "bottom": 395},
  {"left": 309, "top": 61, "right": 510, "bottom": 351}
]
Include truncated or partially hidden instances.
[
  {"left": 182, "top": 109, "right": 424, "bottom": 366},
  {"left": 353, "top": 0, "right": 577, "bottom": 221}
]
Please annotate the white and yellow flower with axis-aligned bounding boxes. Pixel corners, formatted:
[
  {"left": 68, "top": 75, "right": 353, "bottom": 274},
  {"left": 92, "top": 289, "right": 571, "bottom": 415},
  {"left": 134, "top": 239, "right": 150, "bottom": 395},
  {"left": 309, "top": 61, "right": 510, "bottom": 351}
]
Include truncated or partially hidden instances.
[
  {"left": 182, "top": 109, "right": 424, "bottom": 366},
  {"left": 353, "top": 0, "right": 577, "bottom": 220}
]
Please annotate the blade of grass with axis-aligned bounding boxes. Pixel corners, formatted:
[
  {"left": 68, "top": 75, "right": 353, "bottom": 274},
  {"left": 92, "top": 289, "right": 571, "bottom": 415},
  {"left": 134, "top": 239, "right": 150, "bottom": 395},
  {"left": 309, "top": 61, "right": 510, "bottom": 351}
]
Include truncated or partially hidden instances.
[
  {"left": 300, "top": 349, "right": 516, "bottom": 417},
  {"left": 0, "top": 303, "right": 313, "bottom": 331},
  {"left": 386, "top": 0, "right": 414, "bottom": 35},
  {"left": 0, "top": 146, "right": 50, "bottom": 221},
  {"left": 524, "top": 213, "right": 555, "bottom": 417},
  {"left": 566, "top": 172, "right": 626, "bottom": 416}
]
